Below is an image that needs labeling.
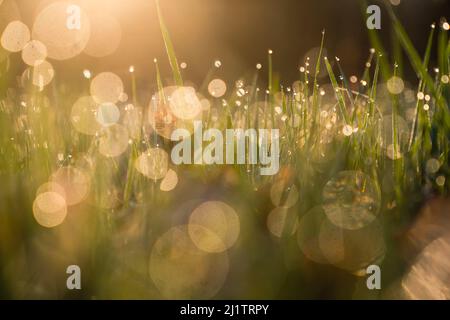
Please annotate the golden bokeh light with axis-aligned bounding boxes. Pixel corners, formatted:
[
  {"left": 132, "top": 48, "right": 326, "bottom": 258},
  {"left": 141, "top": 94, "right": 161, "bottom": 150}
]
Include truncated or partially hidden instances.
[
  {"left": 1, "top": 20, "right": 30, "bottom": 52},
  {"left": 71, "top": 96, "right": 101, "bottom": 135},
  {"left": 83, "top": 12, "right": 121, "bottom": 58},
  {"left": 32, "top": 1, "right": 91, "bottom": 60},
  {"left": 160, "top": 169, "right": 178, "bottom": 192},
  {"left": 98, "top": 124, "right": 129, "bottom": 157},
  {"left": 21, "top": 60, "right": 55, "bottom": 89},
  {"left": 319, "top": 219, "right": 385, "bottom": 273},
  {"left": 149, "top": 225, "right": 229, "bottom": 299},
  {"left": 322, "top": 171, "right": 380, "bottom": 230},
  {"left": 297, "top": 206, "right": 330, "bottom": 264},
  {"left": 148, "top": 87, "right": 201, "bottom": 140},
  {"left": 425, "top": 158, "right": 441, "bottom": 174},
  {"left": 50, "top": 166, "right": 91, "bottom": 206},
  {"left": 135, "top": 148, "right": 169, "bottom": 180},
  {"left": 90, "top": 72, "right": 124, "bottom": 104},
  {"left": 36, "top": 181, "right": 66, "bottom": 198},
  {"left": 169, "top": 86, "right": 203, "bottom": 120},
  {"left": 267, "top": 207, "right": 297, "bottom": 238},
  {"left": 21, "top": 40, "right": 47, "bottom": 66},
  {"left": 188, "top": 201, "right": 240, "bottom": 253},
  {"left": 270, "top": 180, "right": 299, "bottom": 208},
  {"left": 32, "top": 191, "right": 68, "bottom": 228},
  {"left": 208, "top": 79, "right": 227, "bottom": 98}
]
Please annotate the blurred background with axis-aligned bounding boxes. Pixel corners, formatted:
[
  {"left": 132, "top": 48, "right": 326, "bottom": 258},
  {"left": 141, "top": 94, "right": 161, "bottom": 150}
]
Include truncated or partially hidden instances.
[{"left": 6, "top": 0, "right": 449, "bottom": 85}]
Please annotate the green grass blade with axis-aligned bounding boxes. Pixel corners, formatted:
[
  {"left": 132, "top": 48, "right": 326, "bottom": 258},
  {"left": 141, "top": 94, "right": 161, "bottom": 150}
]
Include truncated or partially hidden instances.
[
  {"left": 324, "top": 56, "right": 349, "bottom": 124},
  {"left": 155, "top": 0, "right": 183, "bottom": 86}
]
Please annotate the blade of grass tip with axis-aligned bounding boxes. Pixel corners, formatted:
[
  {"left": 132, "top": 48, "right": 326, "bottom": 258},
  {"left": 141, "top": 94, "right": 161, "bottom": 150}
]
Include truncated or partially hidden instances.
[
  {"left": 386, "top": 5, "right": 445, "bottom": 110},
  {"left": 268, "top": 49, "right": 275, "bottom": 126},
  {"left": 324, "top": 56, "right": 349, "bottom": 125},
  {"left": 438, "top": 19, "right": 449, "bottom": 75},
  {"left": 391, "top": 63, "right": 404, "bottom": 195},
  {"left": 312, "top": 30, "right": 325, "bottom": 125},
  {"left": 438, "top": 20, "right": 449, "bottom": 103},
  {"left": 155, "top": 0, "right": 183, "bottom": 87},
  {"left": 334, "top": 56, "right": 357, "bottom": 122},
  {"left": 362, "top": 53, "right": 380, "bottom": 150},
  {"left": 391, "top": 27, "right": 404, "bottom": 78},
  {"left": 408, "top": 23, "right": 436, "bottom": 151},
  {"left": 369, "top": 54, "right": 380, "bottom": 119},
  {"left": 124, "top": 60, "right": 154, "bottom": 206},
  {"left": 153, "top": 58, "right": 165, "bottom": 148},
  {"left": 154, "top": 58, "right": 166, "bottom": 103},
  {"left": 366, "top": 55, "right": 381, "bottom": 169},
  {"left": 302, "top": 63, "right": 310, "bottom": 142},
  {"left": 267, "top": 49, "right": 275, "bottom": 123},
  {"left": 268, "top": 49, "right": 273, "bottom": 94}
]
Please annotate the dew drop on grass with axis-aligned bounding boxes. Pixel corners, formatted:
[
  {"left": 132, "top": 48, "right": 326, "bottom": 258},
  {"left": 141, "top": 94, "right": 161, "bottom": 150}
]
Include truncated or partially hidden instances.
[
  {"left": 342, "top": 125, "right": 353, "bottom": 136},
  {"left": 237, "top": 88, "right": 246, "bottom": 97},
  {"left": 83, "top": 69, "right": 92, "bottom": 79}
]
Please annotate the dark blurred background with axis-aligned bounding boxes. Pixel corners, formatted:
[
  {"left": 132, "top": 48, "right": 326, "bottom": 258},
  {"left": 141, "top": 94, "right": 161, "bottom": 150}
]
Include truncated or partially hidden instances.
[{"left": 12, "top": 0, "right": 450, "bottom": 87}]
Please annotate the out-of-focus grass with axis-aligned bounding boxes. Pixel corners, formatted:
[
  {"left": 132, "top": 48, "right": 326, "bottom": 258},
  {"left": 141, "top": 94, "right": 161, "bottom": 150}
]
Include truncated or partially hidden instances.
[{"left": 0, "top": 1, "right": 448, "bottom": 299}]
